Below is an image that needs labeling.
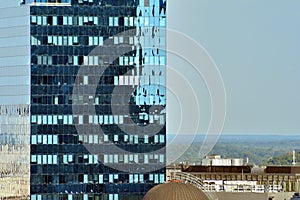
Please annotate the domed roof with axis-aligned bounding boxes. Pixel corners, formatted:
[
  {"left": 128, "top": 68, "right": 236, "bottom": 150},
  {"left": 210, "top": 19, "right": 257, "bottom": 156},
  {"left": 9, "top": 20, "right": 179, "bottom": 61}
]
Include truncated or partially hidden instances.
[{"left": 143, "top": 182, "right": 209, "bottom": 200}]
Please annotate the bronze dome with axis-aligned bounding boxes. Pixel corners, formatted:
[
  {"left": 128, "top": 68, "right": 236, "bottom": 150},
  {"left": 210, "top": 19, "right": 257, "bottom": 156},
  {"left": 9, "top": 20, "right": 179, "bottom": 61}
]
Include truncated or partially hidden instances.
[{"left": 143, "top": 182, "right": 209, "bottom": 200}]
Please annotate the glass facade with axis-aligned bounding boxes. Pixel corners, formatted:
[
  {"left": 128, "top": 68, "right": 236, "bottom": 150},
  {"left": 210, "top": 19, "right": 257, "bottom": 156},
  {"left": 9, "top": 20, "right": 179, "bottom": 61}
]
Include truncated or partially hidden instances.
[
  {"left": 0, "top": 4, "right": 31, "bottom": 198},
  {"left": 30, "top": 0, "right": 166, "bottom": 199}
]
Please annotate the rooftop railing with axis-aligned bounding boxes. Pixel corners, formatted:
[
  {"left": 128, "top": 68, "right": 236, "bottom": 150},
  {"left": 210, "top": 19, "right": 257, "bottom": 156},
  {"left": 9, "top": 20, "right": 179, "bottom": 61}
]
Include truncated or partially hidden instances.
[{"left": 170, "top": 171, "right": 219, "bottom": 200}]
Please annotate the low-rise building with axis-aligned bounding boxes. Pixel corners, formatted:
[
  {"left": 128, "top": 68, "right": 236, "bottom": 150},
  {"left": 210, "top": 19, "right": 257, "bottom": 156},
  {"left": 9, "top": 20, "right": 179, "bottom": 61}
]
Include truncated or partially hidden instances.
[
  {"left": 201, "top": 155, "right": 244, "bottom": 166},
  {"left": 167, "top": 164, "right": 300, "bottom": 198}
]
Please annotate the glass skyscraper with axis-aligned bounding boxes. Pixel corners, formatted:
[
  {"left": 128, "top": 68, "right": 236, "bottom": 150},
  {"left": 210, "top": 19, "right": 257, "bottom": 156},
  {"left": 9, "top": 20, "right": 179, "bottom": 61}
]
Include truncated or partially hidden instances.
[{"left": 0, "top": 0, "right": 166, "bottom": 199}]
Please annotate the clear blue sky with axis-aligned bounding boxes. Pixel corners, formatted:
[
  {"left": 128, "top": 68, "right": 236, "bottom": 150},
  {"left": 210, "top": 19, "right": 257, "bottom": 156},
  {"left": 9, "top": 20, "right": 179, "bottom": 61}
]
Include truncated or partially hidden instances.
[{"left": 168, "top": 0, "right": 300, "bottom": 135}]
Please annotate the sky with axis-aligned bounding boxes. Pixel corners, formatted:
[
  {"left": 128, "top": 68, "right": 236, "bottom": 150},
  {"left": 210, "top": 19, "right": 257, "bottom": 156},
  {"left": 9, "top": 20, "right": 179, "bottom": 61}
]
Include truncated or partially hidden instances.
[{"left": 167, "top": 0, "right": 300, "bottom": 135}]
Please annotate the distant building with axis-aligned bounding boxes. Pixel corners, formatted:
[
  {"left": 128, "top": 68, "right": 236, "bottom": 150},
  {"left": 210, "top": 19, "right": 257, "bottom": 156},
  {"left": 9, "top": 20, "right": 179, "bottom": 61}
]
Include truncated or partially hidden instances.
[
  {"left": 169, "top": 165, "right": 300, "bottom": 195},
  {"left": 166, "top": 165, "right": 298, "bottom": 200},
  {"left": 166, "top": 164, "right": 182, "bottom": 182},
  {"left": 202, "top": 155, "right": 244, "bottom": 166}
]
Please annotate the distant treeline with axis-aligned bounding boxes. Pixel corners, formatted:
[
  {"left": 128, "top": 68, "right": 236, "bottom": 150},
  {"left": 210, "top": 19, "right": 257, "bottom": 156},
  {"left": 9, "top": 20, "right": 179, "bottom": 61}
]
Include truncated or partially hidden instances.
[{"left": 167, "top": 135, "right": 300, "bottom": 166}]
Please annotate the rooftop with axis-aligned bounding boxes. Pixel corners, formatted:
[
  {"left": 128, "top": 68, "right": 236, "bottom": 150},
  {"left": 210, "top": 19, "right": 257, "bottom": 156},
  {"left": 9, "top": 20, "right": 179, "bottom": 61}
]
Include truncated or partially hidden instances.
[{"left": 143, "top": 182, "right": 210, "bottom": 200}]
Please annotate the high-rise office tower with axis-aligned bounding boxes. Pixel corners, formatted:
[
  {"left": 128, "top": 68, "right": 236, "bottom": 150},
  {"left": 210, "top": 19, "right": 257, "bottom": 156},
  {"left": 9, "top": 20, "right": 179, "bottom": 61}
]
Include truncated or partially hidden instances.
[
  {"left": 0, "top": 0, "right": 166, "bottom": 199},
  {"left": 0, "top": 1, "right": 31, "bottom": 198}
]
